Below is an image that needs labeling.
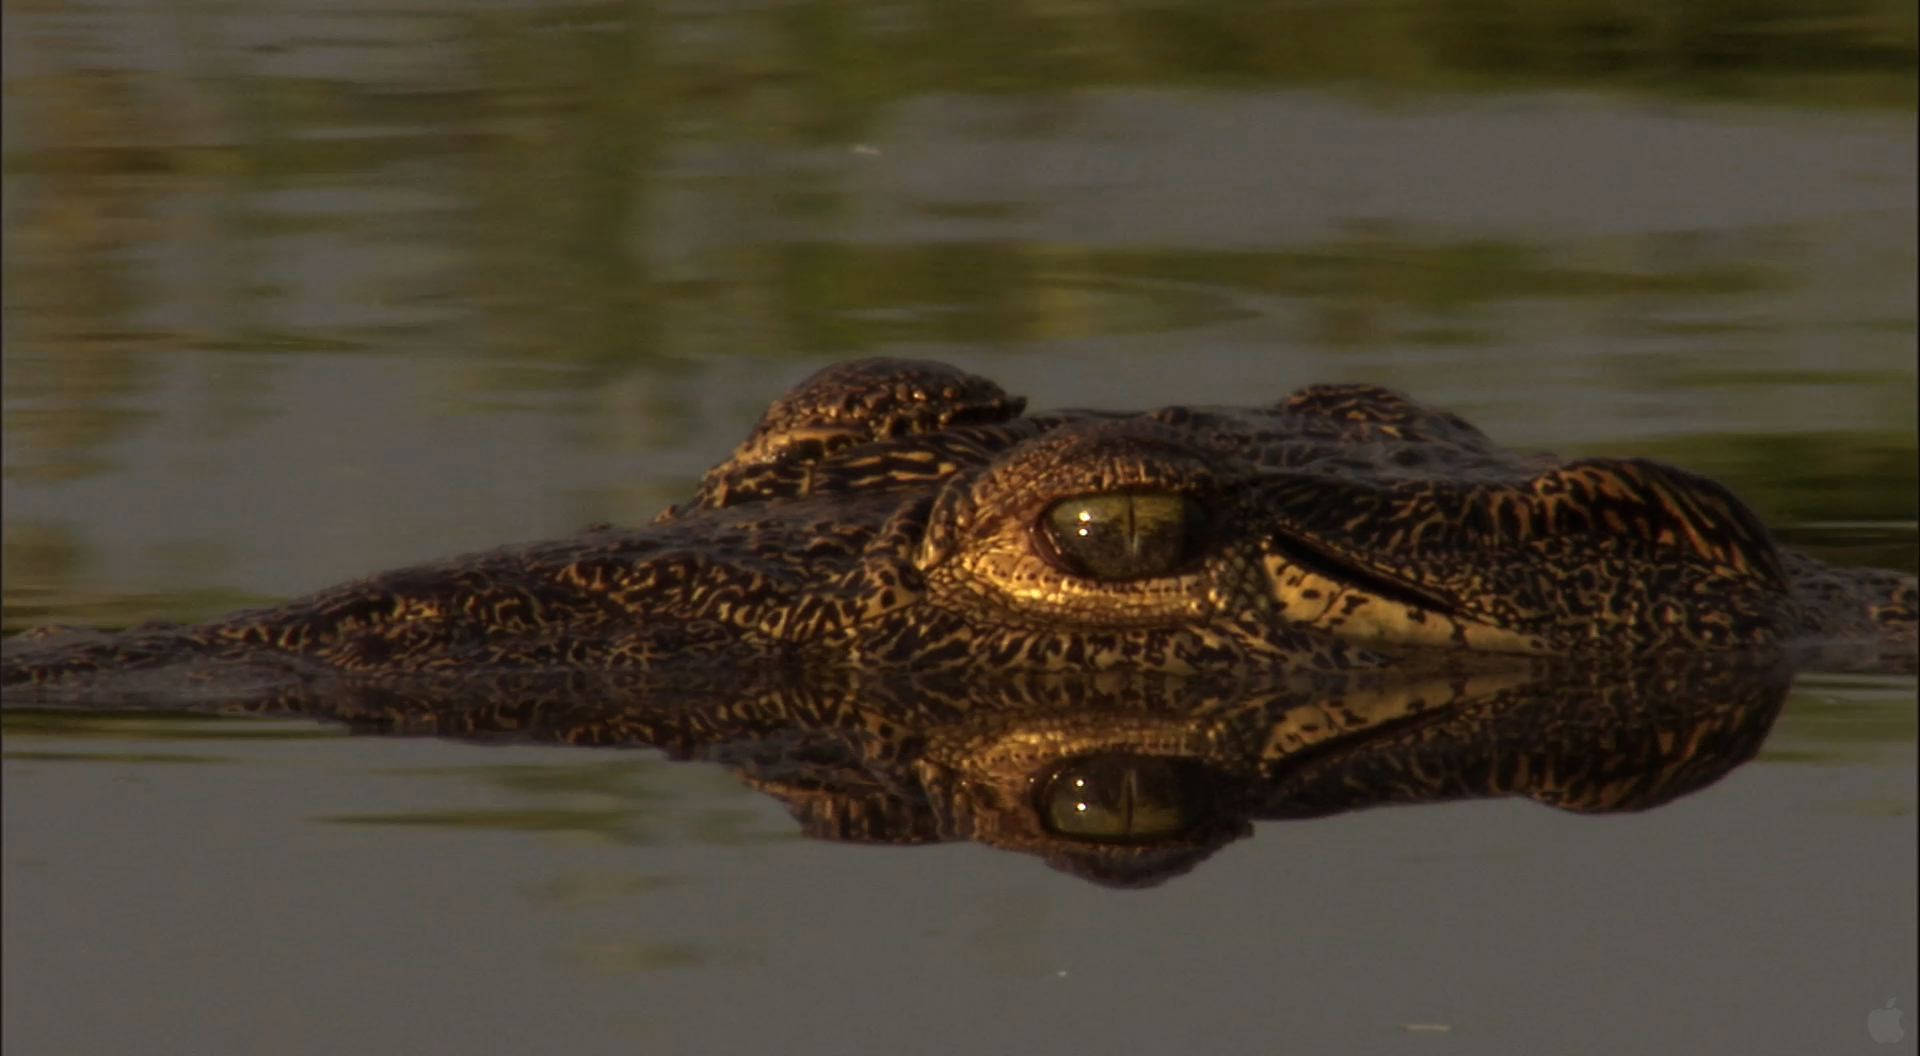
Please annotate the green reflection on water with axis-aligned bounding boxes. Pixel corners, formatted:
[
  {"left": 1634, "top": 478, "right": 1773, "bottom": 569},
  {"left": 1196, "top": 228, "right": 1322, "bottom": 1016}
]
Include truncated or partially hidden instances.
[
  {"left": 0, "top": 711, "right": 341, "bottom": 742},
  {"left": 2, "top": 520, "right": 288, "bottom": 630},
  {"left": 777, "top": 0, "right": 1916, "bottom": 108},
  {"left": 325, "top": 759, "right": 797, "bottom": 847},
  {"left": 2, "top": 587, "right": 285, "bottom": 634},
  {"left": 375, "top": 759, "right": 692, "bottom": 800},
  {"left": 771, "top": 237, "right": 1779, "bottom": 354},
  {"left": 1, "top": 750, "right": 229, "bottom": 765},
  {"left": 322, "top": 807, "right": 646, "bottom": 838},
  {"left": 1765, "top": 675, "right": 1919, "bottom": 764}
]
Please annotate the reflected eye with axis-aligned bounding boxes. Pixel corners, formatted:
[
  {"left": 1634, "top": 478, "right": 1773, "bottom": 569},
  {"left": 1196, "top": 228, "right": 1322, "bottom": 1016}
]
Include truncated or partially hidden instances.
[
  {"left": 1037, "top": 492, "right": 1207, "bottom": 580},
  {"left": 1038, "top": 755, "right": 1211, "bottom": 843}
]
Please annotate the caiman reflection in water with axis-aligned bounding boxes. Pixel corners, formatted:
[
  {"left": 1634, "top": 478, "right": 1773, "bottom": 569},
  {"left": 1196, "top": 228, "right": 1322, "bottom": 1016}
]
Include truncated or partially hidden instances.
[{"left": 7, "top": 658, "right": 1793, "bottom": 888}]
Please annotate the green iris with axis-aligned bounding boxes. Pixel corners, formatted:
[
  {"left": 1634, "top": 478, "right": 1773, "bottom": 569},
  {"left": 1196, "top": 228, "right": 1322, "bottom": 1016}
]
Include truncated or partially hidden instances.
[
  {"left": 1038, "top": 755, "right": 1208, "bottom": 843},
  {"left": 1038, "top": 492, "right": 1206, "bottom": 580}
]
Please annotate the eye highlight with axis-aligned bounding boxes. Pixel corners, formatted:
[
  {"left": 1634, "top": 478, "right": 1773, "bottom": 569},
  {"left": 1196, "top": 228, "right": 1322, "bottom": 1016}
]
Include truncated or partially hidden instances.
[{"left": 1036, "top": 492, "right": 1207, "bottom": 581}]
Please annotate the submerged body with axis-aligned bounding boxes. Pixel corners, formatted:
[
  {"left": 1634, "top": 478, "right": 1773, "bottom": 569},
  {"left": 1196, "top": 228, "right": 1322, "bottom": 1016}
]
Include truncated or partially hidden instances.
[{"left": 3, "top": 358, "right": 1915, "bottom": 691}]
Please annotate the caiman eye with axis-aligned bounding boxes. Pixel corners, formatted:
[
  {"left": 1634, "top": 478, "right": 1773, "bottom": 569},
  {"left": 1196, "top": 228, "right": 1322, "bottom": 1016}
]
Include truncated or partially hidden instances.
[
  {"left": 1036, "top": 492, "right": 1207, "bottom": 580},
  {"left": 1037, "top": 755, "right": 1211, "bottom": 843}
]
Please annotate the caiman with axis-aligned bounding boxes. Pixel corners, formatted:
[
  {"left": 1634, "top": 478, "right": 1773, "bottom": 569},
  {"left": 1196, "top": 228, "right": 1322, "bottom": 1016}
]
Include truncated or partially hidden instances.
[{"left": 2, "top": 357, "right": 1915, "bottom": 695}]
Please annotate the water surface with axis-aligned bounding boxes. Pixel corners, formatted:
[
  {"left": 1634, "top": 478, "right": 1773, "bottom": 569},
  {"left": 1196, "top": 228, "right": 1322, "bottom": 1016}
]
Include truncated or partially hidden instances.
[{"left": 3, "top": 2, "right": 1915, "bottom": 1054}]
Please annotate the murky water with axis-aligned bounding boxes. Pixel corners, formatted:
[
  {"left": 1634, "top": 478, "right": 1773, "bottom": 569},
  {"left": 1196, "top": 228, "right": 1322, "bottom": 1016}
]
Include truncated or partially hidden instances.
[{"left": 3, "top": 3, "right": 1915, "bottom": 1054}]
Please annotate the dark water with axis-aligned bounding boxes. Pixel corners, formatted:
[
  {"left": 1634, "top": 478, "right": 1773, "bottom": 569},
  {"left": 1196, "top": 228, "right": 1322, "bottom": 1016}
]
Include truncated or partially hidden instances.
[{"left": 3, "top": 3, "right": 1916, "bottom": 1054}]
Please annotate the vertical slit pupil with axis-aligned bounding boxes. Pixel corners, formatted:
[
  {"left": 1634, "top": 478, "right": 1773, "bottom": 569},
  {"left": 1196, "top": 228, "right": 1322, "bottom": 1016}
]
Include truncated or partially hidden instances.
[{"left": 1039, "top": 492, "right": 1205, "bottom": 580}]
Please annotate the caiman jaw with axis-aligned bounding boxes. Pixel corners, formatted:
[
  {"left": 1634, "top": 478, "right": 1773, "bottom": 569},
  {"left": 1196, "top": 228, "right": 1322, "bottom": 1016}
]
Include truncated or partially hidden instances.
[{"left": 1260, "top": 533, "right": 1552, "bottom": 655}]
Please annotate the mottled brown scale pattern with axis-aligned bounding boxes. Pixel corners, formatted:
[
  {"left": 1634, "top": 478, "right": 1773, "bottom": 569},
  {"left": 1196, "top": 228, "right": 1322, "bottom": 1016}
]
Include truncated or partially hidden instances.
[
  {"left": 3, "top": 357, "right": 1915, "bottom": 698},
  {"left": 0, "top": 616, "right": 1804, "bottom": 888}
]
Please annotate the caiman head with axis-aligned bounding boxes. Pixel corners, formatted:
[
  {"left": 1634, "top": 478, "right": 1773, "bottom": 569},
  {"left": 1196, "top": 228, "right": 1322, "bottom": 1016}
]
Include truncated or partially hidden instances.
[
  {"left": 675, "top": 358, "right": 1853, "bottom": 674},
  {"left": 5, "top": 357, "right": 1909, "bottom": 692}
]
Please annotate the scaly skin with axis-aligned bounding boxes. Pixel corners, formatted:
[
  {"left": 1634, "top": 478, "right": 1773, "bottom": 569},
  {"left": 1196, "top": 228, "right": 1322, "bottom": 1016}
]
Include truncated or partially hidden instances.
[{"left": 3, "top": 357, "right": 1914, "bottom": 695}]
